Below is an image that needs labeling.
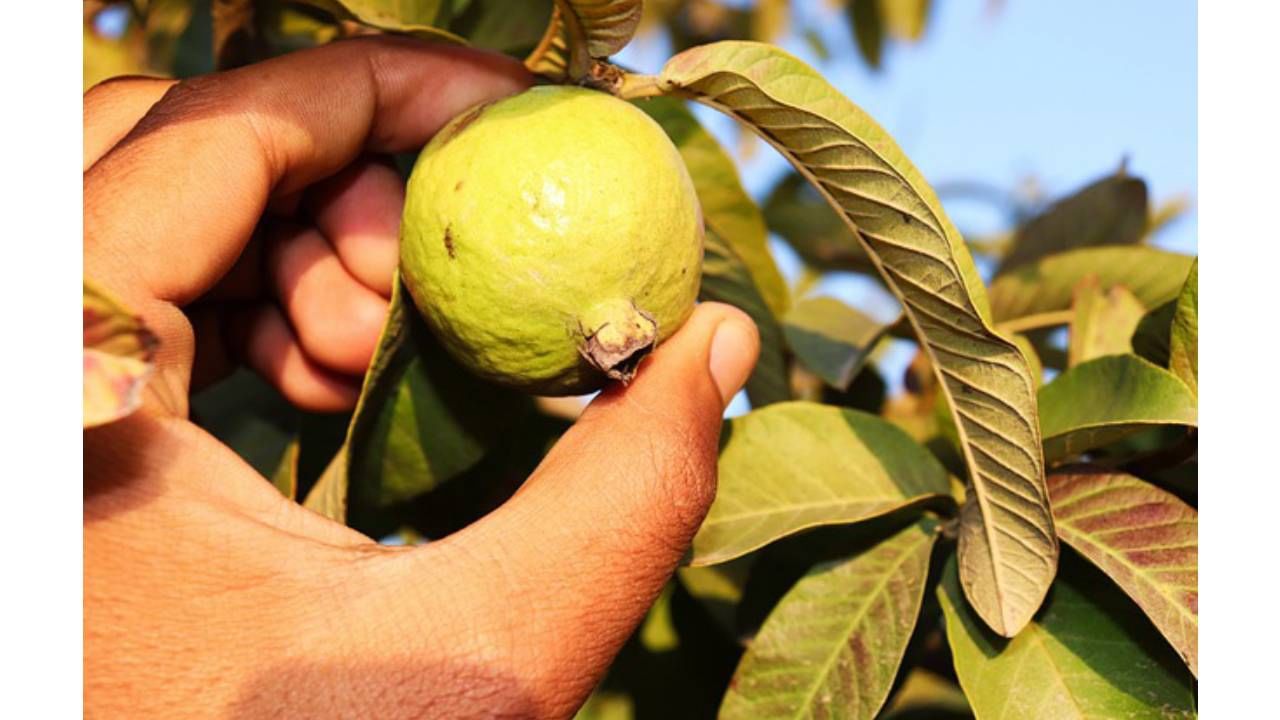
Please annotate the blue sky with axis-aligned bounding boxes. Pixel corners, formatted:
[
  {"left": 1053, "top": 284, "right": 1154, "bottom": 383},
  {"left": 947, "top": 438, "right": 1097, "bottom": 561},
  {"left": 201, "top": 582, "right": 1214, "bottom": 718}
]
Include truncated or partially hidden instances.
[{"left": 618, "top": 0, "right": 1197, "bottom": 406}]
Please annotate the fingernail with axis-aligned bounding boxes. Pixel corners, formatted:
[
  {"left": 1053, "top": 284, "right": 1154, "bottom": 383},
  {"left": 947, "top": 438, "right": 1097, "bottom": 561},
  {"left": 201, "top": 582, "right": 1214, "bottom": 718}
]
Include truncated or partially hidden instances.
[{"left": 708, "top": 316, "right": 757, "bottom": 407}]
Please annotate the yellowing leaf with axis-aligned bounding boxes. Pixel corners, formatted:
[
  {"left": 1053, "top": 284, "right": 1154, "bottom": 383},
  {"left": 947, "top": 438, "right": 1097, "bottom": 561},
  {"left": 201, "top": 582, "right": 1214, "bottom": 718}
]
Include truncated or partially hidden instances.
[
  {"left": 878, "top": 0, "right": 932, "bottom": 42},
  {"left": 721, "top": 520, "right": 938, "bottom": 720},
  {"left": 304, "top": 445, "right": 348, "bottom": 523},
  {"left": 783, "top": 296, "right": 893, "bottom": 390},
  {"left": 658, "top": 41, "right": 1055, "bottom": 636},
  {"left": 938, "top": 555, "right": 1196, "bottom": 719},
  {"left": 295, "top": 0, "right": 466, "bottom": 43},
  {"left": 1038, "top": 355, "right": 1197, "bottom": 462},
  {"left": 84, "top": 280, "right": 158, "bottom": 428},
  {"left": 692, "top": 402, "right": 948, "bottom": 566},
  {"left": 1067, "top": 277, "right": 1146, "bottom": 367},
  {"left": 270, "top": 438, "right": 300, "bottom": 501},
  {"left": 1048, "top": 471, "right": 1198, "bottom": 676},
  {"left": 990, "top": 246, "right": 1193, "bottom": 324}
]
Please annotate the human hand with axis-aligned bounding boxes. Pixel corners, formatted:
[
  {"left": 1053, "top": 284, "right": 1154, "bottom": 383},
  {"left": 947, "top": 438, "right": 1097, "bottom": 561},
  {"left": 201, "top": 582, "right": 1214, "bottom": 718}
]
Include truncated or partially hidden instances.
[{"left": 84, "top": 37, "right": 759, "bottom": 718}]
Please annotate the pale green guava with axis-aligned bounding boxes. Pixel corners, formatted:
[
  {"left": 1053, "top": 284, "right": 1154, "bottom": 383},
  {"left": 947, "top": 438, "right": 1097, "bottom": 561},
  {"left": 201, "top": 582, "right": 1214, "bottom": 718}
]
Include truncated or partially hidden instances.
[{"left": 400, "top": 86, "right": 704, "bottom": 395}]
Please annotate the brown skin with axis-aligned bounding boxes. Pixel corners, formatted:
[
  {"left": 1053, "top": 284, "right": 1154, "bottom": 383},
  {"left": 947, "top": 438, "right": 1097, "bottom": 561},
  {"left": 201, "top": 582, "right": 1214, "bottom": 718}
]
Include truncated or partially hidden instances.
[{"left": 84, "top": 38, "right": 760, "bottom": 719}]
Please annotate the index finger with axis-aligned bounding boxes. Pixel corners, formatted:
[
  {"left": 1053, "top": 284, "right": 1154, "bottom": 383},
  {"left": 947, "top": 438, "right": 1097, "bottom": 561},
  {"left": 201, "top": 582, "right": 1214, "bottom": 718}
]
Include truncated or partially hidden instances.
[{"left": 84, "top": 37, "right": 531, "bottom": 308}]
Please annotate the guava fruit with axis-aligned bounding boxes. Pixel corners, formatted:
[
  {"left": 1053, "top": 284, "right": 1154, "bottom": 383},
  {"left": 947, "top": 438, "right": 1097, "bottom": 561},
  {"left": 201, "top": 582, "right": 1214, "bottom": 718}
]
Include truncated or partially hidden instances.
[{"left": 400, "top": 86, "right": 704, "bottom": 395}]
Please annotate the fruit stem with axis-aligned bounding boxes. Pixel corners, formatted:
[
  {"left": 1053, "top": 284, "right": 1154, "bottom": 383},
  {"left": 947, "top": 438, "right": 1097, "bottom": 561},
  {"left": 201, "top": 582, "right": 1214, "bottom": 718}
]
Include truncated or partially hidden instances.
[{"left": 616, "top": 73, "right": 666, "bottom": 100}]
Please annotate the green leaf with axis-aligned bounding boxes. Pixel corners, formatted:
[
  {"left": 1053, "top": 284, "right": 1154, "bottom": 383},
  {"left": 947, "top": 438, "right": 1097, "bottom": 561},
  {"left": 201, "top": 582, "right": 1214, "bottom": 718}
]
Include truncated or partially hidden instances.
[
  {"left": 990, "top": 246, "right": 1194, "bottom": 325},
  {"left": 692, "top": 402, "right": 949, "bottom": 566},
  {"left": 447, "top": 0, "right": 552, "bottom": 53},
  {"left": 701, "top": 229, "right": 792, "bottom": 406},
  {"left": 270, "top": 438, "right": 300, "bottom": 501},
  {"left": 764, "top": 173, "right": 873, "bottom": 273},
  {"left": 1048, "top": 471, "right": 1198, "bottom": 676},
  {"left": 345, "top": 275, "right": 528, "bottom": 508},
  {"left": 1168, "top": 261, "right": 1197, "bottom": 396},
  {"left": 1067, "top": 278, "right": 1146, "bottom": 367},
  {"left": 849, "top": 0, "right": 884, "bottom": 70},
  {"left": 721, "top": 521, "right": 938, "bottom": 720},
  {"left": 83, "top": 279, "right": 158, "bottom": 428},
  {"left": 1130, "top": 299, "right": 1176, "bottom": 367},
  {"left": 783, "top": 296, "right": 893, "bottom": 391},
  {"left": 640, "top": 97, "right": 789, "bottom": 317},
  {"left": 294, "top": 0, "right": 466, "bottom": 43},
  {"left": 938, "top": 555, "right": 1196, "bottom": 719},
  {"left": 304, "top": 445, "right": 349, "bottom": 523},
  {"left": 1039, "top": 355, "right": 1197, "bottom": 462},
  {"left": 997, "top": 173, "right": 1148, "bottom": 275},
  {"left": 656, "top": 40, "right": 1056, "bottom": 636},
  {"left": 525, "top": 0, "right": 642, "bottom": 80}
]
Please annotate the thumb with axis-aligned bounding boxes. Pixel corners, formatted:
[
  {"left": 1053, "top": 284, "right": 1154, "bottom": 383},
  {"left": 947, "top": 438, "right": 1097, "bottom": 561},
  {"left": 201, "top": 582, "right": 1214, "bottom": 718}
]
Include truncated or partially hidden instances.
[{"left": 390, "top": 302, "right": 758, "bottom": 714}]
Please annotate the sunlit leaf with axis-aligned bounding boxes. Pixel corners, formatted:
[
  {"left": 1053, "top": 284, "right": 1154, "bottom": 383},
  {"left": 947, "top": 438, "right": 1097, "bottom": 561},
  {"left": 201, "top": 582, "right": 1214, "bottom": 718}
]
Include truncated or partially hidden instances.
[
  {"left": 270, "top": 438, "right": 300, "bottom": 501},
  {"left": 783, "top": 296, "right": 893, "bottom": 391},
  {"left": 997, "top": 173, "right": 1148, "bottom": 275},
  {"left": 721, "top": 520, "right": 937, "bottom": 720},
  {"left": 84, "top": 279, "right": 158, "bottom": 428},
  {"left": 692, "top": 402, "right": 949, "bottom": 566},
  {"left": 656, "top": 41, "right": 1056, "bottom": 636},
  {"left": 1067, "top": 278, "right": 1146, "bottom": 367},
  {"left": 990, "top": 246, "right": 1194, "bottom": 325},
  {"left": 1039, "top": 355, "right": 1197, "bottom": 462},
  {"left": 1011, "top": 334, "right": 1043, "bottom": 388},
  {"left": 1048, "top": 470, "right": 1198, "bottom": 676},
  {"left": 1168, "top": 260, "right": 1197, "bottom": 396},
  {"left": 938, "top": 555, "right": 1196, "bottom": 719},
  {"left": 526, "top": 0, "right": 642, "bottom": 80}
]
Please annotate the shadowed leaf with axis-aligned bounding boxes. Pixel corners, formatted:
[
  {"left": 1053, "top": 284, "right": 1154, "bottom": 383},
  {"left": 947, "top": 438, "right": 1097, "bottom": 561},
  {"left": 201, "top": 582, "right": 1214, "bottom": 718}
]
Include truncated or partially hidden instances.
[
  {"left": 1048, "top": 471, "right": 1197, "bottom": 675},
  {"left": 849, "top": 0, "right": 883, "bottom": 70},
  {"left": 692, "top": 402, "right": 949, "bottom": 566},
  {"left": 881, "top": 668, "right": 970, "bottom": 719},
  {"left": 764, "top": 173, "right": 873, "bottom": 273},
  {"left": 721, "top": 520, "right": 938, "bottom": 720},
  {"left": 526, "top": 0, "right": 642, "bottom": 80},
  {"left": 1130, "top": 299, "right": 1176, "bottom": 367},
  {"left": 701, "top": 229, "right": 791, "bottom": 406},
  {"left": 938, "top": 554, "right": 1195, "bottom": 719},
  {"left": 990, "top": 246, "right": 1193, "bottom": 324},
  {"left": 447, "top": 0, "right": 552, "bottom": 53},
  {"left": 997, "top": 173, "right": 1148, "bottom": 275},
  {"left": 657, "top": 41, "right": 1055, "bottom": 636},
  {"left": 84, "top": 279, "right": 158, "bottom": 428},
  {"left": 1168, "top": 260, "right": 1197, "bottom": 396},
  {"left": 1038, "top": 355, "right": 1197, "bottom": 462},
  {"left": 304, "top": 445, "right": 348, "bottom": 522},
  {"left": 640, "top": 97, "right": 789, "bottom": 316},
  {"left": 295, "top": 0, "right": 466, "bottom": 43},
  {"left": 344, "top": 275, "right": 528, "bottom": 509},
  {"left": 1067, "top": 278, "right": 1146, "bottom": 367},
  {"left": 783, "top": 296, "right": 893, "bottom": 391}
]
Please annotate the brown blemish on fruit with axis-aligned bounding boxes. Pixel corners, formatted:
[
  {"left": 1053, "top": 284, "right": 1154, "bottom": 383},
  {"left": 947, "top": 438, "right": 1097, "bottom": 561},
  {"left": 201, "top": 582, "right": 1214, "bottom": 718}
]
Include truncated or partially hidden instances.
[
  {"left": 455, "top": 180, "right": 463, "bottom": 192},
  {"left": 435, "top": 101, "right": 493, "bottom": 147},
  {"left": 443, "top": 227, "right": 455, "bottom": 259},
  {"left": 577, "top": 304, "right": 658, "bottom": 384}
]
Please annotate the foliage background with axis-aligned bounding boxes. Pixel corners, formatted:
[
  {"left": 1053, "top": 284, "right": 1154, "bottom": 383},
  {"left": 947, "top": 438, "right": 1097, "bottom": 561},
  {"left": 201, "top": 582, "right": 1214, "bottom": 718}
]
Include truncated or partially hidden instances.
[{"left": 84, "top": 1, "right": 1199, "bottom": 718}]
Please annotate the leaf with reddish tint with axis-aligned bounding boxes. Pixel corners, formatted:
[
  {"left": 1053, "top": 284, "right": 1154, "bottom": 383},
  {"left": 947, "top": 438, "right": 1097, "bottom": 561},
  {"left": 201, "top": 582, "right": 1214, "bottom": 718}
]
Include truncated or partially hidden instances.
[
  {"left": 720, "top": 521, "right": 938, "bottom": 719},
  {"left": 84, "top": 280, "right": 158, "bottom": 428},
  {"left": 1049, "top": 470, "right": 1198, "bottom": 675}
]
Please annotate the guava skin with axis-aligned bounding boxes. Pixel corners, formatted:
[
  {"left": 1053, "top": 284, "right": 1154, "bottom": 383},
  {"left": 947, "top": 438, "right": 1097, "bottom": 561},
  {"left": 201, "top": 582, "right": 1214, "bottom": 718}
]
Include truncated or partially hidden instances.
[{"left": 400, "top": 86, "right": 704, "bottom": 395}]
